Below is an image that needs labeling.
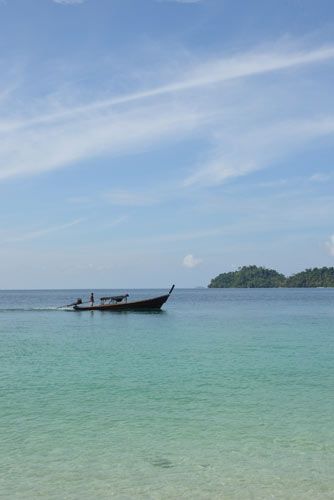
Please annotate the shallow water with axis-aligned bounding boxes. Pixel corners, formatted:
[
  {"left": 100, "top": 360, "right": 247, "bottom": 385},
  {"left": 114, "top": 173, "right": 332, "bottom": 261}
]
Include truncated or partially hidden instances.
[{"left": 1, "top": 288, "right": 333, "bottom": 499}]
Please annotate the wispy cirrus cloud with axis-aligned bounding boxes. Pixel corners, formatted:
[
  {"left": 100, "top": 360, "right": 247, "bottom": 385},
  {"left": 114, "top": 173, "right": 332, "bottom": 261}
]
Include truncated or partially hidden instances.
[
  {"left": 103, "top": 189, "right": 159, "bottom": 207},
  {"left": 111, "top": 227, "right": 222, "bottom": 247},
  {"left": 157, "top": 0, "right": 201, "bottom": 3},
  {"left": 310, "top": 173, "right": 331, "bottom": 182},
  {"left": 0, "top": 219, "right": 83, "bottom": 244},
  {"left": 184, "top": 116, "right": 334, "bottom": 187},
  {"left": 147, "top": 228, "right": 221, "bottom": 243},
  {"left": 2, "top": 44, "right": 334, "bottom": 135},
  {"left": 0, "top": 103, "right": 203, "bottom": 180},
  {"left": 53, "top": 0, "right": 85, "bottom": 4},
  {"left": 68, "top": 196, "right": 92, "bottom": 204},
  {"left": 104, "top": 215, "right": 129, "bottom": 229},
  {"left": 1, "top": 41, "right": 334, "bottom": 187}
]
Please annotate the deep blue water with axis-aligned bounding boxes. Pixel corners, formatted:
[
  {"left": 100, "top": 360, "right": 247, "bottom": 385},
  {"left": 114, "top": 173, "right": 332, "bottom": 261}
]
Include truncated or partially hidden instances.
[{"left": 1, "top": 288, "right": 333, "bottom": 499}]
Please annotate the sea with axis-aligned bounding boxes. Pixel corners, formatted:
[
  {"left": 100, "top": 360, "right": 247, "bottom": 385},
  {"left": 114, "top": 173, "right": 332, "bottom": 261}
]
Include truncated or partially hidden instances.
[{"left": 1, "top": 288, "right": 333, "bottom": 500}]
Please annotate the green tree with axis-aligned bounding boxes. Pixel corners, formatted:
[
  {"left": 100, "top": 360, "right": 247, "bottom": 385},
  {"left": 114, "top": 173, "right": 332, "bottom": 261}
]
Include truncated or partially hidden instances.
[
  {"left": 208, "top": 265, "right": 286, "bottom": 288},
  {"left": 209, "top": 266, "right": 334, "bottom": 288},
  {"left": 286, "top": 267, "right": 334, "bottom": 287}
]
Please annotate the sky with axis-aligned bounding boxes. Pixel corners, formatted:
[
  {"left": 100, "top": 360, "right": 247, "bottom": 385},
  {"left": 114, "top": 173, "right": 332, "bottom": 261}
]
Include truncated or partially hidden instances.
[{"left": 1, "top": 0, "right": 334, "bottom": 289}]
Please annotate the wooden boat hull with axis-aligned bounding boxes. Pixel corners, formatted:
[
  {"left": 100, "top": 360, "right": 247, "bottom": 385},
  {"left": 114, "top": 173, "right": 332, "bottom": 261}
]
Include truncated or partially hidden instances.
[{"left": 73, "top": 293, "right": 170, "bottom": 311}]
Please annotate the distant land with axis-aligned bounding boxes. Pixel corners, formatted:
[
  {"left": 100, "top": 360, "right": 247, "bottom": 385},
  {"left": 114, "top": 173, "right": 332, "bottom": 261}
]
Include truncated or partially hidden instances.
[{"left": 208, "top": 265, "right": 334, "bottom": 288}]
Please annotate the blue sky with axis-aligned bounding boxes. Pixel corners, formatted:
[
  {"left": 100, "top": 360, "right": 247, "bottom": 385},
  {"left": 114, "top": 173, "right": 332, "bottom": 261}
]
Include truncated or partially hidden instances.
[{"left": 1, "top": 0, "right": 334, "bottom": 288}]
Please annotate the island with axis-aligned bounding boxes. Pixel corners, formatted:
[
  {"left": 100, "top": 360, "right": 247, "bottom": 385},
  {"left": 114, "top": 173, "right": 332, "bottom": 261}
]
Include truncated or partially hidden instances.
[{"left": 208, "top": 265, "right": 334, "bottom": 288}]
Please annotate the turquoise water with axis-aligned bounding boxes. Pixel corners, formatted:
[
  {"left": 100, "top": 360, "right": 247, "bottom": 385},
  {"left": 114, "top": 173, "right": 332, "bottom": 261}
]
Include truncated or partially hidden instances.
[{"left": 1, "top": 288, "right": 333, "bottom": 499}]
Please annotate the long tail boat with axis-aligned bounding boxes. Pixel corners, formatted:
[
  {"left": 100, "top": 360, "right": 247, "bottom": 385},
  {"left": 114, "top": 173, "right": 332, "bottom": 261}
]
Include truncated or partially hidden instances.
[{"left": 72, "top": 285, "right": 175, "bottom": 311}]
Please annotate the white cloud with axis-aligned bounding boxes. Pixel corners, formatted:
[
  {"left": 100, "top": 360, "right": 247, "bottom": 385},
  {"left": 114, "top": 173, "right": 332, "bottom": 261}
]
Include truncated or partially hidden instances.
[
  {"left": 53, "top": 0, "right": 84, "bottom": 4},
  {"left": 184, "top": 159, "right": 258, "bottom": 186},
  {"left": 1, "top": 41, "right": 334, "bottom": 186},
  {"left": 158, "top": 0, "right": 201, "bottom": 3},
  {"left": 326, "top": 235, "right": 334, "bottom": 256},
  {"left": 2, "top": 44, "right": 334, "bottom": 136},
  {"left": 104, "top": 189, "right": 159, "bottom": 207},
  {"left": 68, "top": 196, "right": 92, "bottom": 204},
  {"left": 258, "top": 179, "right": 288, "bottom": 188},
  {"left": 104, "top": 215, "right": 129, "bottom": 229},
  {"left": 0, "top": 219, "right": 83, "bottom": 244},
  {"left": 112, "top": 228, "right": 221, "bottom": 247},
  {"left": 0, "top": 103, "right": 203, "bottom": 181},
  {"left": 183, "top": 253, "right": 203, "bottom": 268},
  {"left": 184, "top": 117, "right": 334, "bottom": 187},
  {"left": 310, "top": 173, "right": 330, "bottom": 182},
  {"left": 151, "top": 228, "right": 221, "bottom": 243}
]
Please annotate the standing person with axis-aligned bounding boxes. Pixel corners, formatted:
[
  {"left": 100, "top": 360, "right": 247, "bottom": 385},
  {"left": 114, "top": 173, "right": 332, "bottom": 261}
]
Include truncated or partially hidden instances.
[{"left": 90, "top": 292, "right": 94, "bottom": 307}]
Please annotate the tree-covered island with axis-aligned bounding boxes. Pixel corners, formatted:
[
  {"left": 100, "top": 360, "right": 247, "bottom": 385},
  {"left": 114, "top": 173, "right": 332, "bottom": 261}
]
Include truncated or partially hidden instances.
[{"left": 208, "top": 265, "right": 334, "bottom": 288}]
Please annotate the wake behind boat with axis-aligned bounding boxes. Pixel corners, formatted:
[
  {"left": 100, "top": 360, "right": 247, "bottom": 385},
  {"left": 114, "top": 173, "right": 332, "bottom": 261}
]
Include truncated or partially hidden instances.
[{"left": 72, "top": 285, "right": 175, "bottom": 311}]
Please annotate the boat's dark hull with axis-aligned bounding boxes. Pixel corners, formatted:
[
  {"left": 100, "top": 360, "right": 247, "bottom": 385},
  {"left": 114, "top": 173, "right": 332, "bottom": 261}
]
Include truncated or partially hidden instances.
[{"left": 73, "top": 293, "right": 170, "bottom": 311}]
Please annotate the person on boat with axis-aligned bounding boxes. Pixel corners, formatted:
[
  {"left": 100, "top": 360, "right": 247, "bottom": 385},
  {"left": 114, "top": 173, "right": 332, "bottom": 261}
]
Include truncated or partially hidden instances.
[{"left": 90, "top": 293, "right": 94, "bottom": 306}]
